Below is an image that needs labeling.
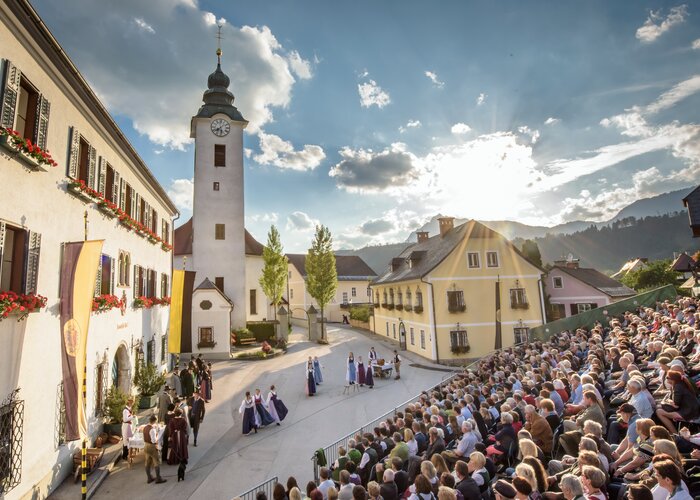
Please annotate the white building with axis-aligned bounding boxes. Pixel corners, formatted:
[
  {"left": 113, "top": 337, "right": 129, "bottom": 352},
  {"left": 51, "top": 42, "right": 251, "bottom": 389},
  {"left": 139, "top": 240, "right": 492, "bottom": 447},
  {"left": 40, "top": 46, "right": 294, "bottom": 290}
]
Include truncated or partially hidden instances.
[{"left": 0, "top": 1, "right": 178, "bottom": 498}]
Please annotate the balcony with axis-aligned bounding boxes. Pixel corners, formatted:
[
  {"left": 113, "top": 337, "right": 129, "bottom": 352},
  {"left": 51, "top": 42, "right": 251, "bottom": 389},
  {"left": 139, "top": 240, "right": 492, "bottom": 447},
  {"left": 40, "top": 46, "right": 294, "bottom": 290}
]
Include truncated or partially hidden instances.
[
  {"left": 395, "top": 304, "right": 403, "bottom": 311},
  {"left": 404, "top": 304, "right": 413, "bottom": 312},
  {"left": 413, "top": 305, "right": 424, "bottom": 313},
  {"left": 380, "top": 302, "right": 388, "bottom": 309},
  {"left": 448, "top": 304, "right": 467, "bottom": 313},
  {"left": 511, "top": 301, "right": 530, "bottom": 310},
  {"left": 386, "top": 303, "right": 395, "bottom": 310}
]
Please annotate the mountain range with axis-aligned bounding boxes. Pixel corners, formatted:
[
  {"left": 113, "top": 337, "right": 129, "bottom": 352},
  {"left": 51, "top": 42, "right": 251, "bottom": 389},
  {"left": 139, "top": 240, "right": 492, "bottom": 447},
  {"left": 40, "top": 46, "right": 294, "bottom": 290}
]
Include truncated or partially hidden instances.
[{"left": 337, "top": 187, "right": 697, "bottom": 275}]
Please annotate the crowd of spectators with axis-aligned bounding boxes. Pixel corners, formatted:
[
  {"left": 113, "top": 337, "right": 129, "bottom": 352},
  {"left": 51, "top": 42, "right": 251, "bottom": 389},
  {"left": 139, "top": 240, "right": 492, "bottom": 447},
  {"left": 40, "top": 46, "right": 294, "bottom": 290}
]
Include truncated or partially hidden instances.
[{"left": 244, "top": 297, "right": 700, "bottom": 500}]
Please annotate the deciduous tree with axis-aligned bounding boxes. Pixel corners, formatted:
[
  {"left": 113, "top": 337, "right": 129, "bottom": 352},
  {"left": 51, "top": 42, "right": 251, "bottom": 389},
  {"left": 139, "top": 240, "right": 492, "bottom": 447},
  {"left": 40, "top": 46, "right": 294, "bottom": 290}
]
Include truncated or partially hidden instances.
[{"left": 306, "top": 225, "right": 337, "bottom": 340}]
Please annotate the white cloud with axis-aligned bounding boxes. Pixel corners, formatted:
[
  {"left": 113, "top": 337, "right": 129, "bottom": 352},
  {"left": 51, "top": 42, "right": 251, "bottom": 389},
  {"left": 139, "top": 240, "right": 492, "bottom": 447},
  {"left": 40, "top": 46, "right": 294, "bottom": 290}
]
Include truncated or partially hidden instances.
[
  {"left": 247, "top": 212, "right": 279, "bottom": 224},
  {"left": 636, "top": 5, "right": 688, "bottom": 43},
  {"left": 544, "top": 117, "right": 560, "bottom": 125},
  {"left": 167, "top": 178, "right": 194, "bottom": 211},
  {"left": 476, "top": 93, "right": 487, "bottom": 106},
  {"left": 517, "top": 125, "right": 540, "bottom": 144},
  {"left": 254, "top": 132, "right": 325, "bottom": 171},
  {"left": 358, "top": 80, "right": 391, "bottom": 108},
  {"left": 286, "top": 211, "right": 318, "bottom": 232},
  {"left": 693, "top": 39, "right": 700, "bottom": 50},
  {"left": 450, "top": 123, "right": 472, "bottom": 135},
  {"left": 358, "top": 69, "right": 369, "bottom": 78},
  {"left": 399, "top": 119, "right": 421, "bottom": 133},
  {"left": 336, "top": 209, "right": 428, "bottom": 248},
  {"left": 34, "top": 2, "right": 313, "bottom": 150},
  {"left": 644, "top": 74, "right": 700, "bottom": 114},
  {"left": 424, "top": 71, "right": 444, "bottom": 88},
  {"left": 133, "top": 18, "right": 155, "bottom": 34}
]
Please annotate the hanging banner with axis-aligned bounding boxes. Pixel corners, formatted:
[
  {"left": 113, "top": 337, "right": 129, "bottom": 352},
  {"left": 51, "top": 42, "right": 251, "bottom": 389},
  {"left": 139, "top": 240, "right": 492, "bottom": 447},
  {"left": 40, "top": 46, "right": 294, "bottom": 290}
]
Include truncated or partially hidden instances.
[
  {"left": 168, "top": 269, "right": 195, "bottom": 354},
  {"left": 59, "top": 240, "right": 103, "bottom": 441},
  {"left": 494, "top": 279, "right": 502, "bottom": 350}
]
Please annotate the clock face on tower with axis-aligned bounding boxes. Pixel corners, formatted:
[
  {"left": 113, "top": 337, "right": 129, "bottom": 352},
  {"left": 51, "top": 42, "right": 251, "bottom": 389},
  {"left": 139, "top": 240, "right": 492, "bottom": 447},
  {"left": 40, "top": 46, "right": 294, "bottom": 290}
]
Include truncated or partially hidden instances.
[{"left": 211, "top": 118, "right": 230, "bottom": 137}]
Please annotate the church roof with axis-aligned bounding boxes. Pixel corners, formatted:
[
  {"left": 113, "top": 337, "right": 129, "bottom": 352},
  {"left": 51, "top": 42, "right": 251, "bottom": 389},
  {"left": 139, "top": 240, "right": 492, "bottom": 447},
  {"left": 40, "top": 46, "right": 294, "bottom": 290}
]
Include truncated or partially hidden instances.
[
  {"left": 193, "top": 58, "right": 247, "bottom": 123},
  {"left": 173, "top": 217, "right": 264, "bottom": 256},
  {"left": 287, "top": 254, "right": 377, "bottom": 281},
  {"left": 194, "top": 278, "right": 233, "bottom": 306}
]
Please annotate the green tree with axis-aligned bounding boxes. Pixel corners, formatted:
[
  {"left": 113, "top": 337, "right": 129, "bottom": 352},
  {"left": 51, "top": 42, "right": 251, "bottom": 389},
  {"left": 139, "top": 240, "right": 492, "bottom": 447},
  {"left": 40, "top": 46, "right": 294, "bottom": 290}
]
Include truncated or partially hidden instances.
[
  {"left": 306, "top": 225, "right": 337, "bottom": 340},
  {"left": 620, "top": 259, "right": 680, "bottom": 292},
  {"left": 521, "top": 239, "right": 543, "bottom": 268},
  {"left": 259, "top": 225, "right": 288, "bottom": 321}
]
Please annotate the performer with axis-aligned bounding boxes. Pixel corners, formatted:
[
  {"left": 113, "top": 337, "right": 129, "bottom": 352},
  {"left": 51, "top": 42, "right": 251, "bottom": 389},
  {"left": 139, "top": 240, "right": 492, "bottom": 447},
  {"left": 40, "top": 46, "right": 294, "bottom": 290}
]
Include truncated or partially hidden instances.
[
  {"left": 306, "top": 357, "right": 317, "bottom": 396},
  {"left": 267, "top": 385, "right": 289, "bottom": 425},
  {"left": 313, "top": 356, "right": 324, "bottom": 385},
  {"left": 368, "top": 347, "right": 378, "bottom": 364},
  {"left": 190, "top": 392, "right": 206, "bottom": 446},
  {"left": 167, "top": 407, "right": 189, "bottom": 465},
  {"left": 254, "top": 388, "right": 275, "bottom": 426},
  {"left": 205, "top": 362, "right": 213, "bottom": 401},
  {"left": 121, "top": 397, "right": 135, "bottom": 460},
  {"left": 239, "top": 391, "right": 259, "bottom": 435},
  {"left": 393, "top": 350, "right": 402, "bottom": 380},
  {"left": 365, "top": 362, "right": 375, "bottom": 389},
  {"left": 346, "top": 352, "right": 357, "bottom": 385},
  {"left": 357, "top": 356, "right": 366, "bottom": 386},
  {"left": 199, "top": 369, "right": 210, "bottom": 402}
]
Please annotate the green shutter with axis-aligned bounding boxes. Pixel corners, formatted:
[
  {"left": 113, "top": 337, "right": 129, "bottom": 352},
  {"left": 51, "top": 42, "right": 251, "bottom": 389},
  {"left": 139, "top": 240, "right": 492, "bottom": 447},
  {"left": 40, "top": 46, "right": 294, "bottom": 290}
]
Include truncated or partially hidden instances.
[{"left": 0, "top": 60, "right": 20, "bottom": 129}]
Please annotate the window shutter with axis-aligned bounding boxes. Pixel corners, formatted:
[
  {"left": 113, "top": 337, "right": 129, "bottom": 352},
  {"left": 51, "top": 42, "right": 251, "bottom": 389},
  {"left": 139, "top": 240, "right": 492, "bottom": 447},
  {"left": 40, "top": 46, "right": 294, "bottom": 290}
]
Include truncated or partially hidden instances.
[
  {"left": 0, "top": 60, "right": 20, "bottom": 129},
  {"left": 161, "top": 219, "right": 166, "bottom": 241},
  {"left": 134, "top": 265, "right": 140, "bottom": 297},
  {"left": 97, "top": 157, "right": 106, "bottom": 195},
  {"left": 119, "top": 179, "right": 126, "bottom": 211},
  {"left": 0, "top": 221, "right": 5, "bottom": 280},
  {"left": 87, "top": 145, "right": 97, "bottom": 190},
  {"left": 34, "top": 94, "right": 51, "bottom": 150},
  {"left": 131, "top": 192, "right": 138, "bottom": 222},
  {"left": 94, "top": 255, "right": 102, "bottom": 297},
  {"left": 67, "top": 127, "right": 80, "bottom": 179},
  {"left": 112, "top": 171, "right": 120, "bottom": 205},
  {"left": 24, "top": 231, "right": 41, "bottom": 295},
  {"left": 110, "top": 257, "right": 115, "bottom": 295},
  {"left": 143, "top": 269, "right": 148, "bottom": 297}
]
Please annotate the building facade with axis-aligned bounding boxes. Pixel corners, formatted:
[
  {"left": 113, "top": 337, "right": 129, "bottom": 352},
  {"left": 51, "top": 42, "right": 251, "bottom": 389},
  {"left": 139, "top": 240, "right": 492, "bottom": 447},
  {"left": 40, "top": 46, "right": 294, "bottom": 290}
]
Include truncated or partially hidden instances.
[
  {"left": 372, "top": 218, "right": 545, "bottom": 363},
  {"left": 286, "top": 254, "right": 376, "bottom": 323},
  {"left": 547, "top": 260, "right": 636, "bottom": 320},
  {"left": 0, "top": 1, "right": 178, "bottom": 497}
]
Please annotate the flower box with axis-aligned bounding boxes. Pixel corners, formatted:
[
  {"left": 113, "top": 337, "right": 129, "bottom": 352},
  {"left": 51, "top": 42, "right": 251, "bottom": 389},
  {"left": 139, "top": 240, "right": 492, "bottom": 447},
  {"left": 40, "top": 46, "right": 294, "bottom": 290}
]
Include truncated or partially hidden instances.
[
  {"left": 386, "top": 304, "right": 395, "bottom": 310},
  {"left": 0, "top": 127, "right": 58, "bottom": 170},
  {"left": 0, "top": 135, "right": 46, "bottom": 171},
  {"left": 0, "top": 291, "right": 48, "bottom": 321},
  {"left": 404, "top": 305, "right": 413, "bottom": 312},
  {"left": 151, "top": 297, "right": 171, "bottom": 306},
  {"left": 380, "top": 303, "right": 388, "bottom": 309},
  {"left": 133, "top": 296, "right": 154, "bottom": 309},
  {"left": 92, "top": 294, "right": 125, "bottom": 314},
  {"left": 67, "top": 181, "right": 98, "bottom": 203},
  {"left": 197, "top": 341, "right": 217, "bottom": 349},
  {"left": 448, "top": 305, "right": 467, "bottom": 313},
  {"left": 97, "top": 200, "right": 119, "bottom": 219},
  {"left": 395, "top": 304, "right": 403, "bottom": 311},
  {"left": 413, "top": 306, "right": 424, "bottom": 313}
]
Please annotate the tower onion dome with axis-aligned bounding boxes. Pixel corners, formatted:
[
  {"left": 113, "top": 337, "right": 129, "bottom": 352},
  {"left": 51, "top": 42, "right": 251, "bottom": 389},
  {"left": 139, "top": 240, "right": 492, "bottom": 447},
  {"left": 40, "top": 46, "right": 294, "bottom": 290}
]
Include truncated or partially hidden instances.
[{"left": 195, "top": 48, "right": 247, "bottom": 123}]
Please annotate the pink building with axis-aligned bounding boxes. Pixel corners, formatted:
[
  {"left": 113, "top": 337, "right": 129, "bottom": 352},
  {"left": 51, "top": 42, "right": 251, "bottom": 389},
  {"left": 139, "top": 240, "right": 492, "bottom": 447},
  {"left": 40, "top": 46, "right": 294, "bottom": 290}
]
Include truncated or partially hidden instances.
[{"left": 547, "top": 259, "right": 635, "bottom": 320}]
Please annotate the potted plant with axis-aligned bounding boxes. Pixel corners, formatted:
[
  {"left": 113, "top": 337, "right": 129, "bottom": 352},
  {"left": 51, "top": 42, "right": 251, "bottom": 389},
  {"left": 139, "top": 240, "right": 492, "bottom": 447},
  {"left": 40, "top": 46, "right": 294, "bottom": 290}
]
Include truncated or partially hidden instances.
[
  {"left": 133, "top": 362, "right": 165, "bottom": 409},
  {"left": 103, "top": 386, "right": 128, "bottom": 435}
]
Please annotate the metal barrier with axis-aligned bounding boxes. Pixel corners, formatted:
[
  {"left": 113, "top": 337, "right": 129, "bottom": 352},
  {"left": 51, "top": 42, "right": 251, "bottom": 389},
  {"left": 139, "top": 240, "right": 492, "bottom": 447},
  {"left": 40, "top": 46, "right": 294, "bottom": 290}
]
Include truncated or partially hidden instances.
[
  {"left": 237, "top": 476, "right": 279, "bottom": 500},
  {"left": 310, "top": 352, "right": 502, "bottom": 481}
]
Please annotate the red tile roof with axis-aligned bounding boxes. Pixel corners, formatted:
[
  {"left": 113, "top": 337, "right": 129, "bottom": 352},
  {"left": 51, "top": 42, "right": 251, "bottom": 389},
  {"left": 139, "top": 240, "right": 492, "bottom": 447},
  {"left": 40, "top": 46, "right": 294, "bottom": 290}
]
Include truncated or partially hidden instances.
[{"left": 173, "top": 217, "right": 264, "bottom": 256}]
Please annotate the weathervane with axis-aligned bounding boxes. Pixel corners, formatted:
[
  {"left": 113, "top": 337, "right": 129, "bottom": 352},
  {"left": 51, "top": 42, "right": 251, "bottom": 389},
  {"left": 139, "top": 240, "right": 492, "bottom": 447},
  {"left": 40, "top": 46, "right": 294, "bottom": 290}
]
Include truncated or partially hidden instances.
[{"left": 216, "top": 24, "right": 223, "bottom": 64}]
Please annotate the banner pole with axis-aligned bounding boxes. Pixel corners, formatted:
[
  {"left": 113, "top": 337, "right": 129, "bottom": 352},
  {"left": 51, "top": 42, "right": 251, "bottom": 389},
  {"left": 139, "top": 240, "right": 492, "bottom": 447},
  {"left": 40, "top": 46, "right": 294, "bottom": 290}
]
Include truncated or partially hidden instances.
[{"left": 81, "top": 364, "right": 87, "bottom": 499}]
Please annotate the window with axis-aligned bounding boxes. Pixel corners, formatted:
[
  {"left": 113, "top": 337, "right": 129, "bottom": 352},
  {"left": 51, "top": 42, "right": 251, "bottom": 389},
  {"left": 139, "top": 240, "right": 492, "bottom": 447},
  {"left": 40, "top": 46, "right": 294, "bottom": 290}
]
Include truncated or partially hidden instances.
[
  {"left": 420, "top": 330, "right": 426, "bottom": 349},
  {"left": 393, "top": 323, "right": 396, "bottom": 339},
  {"left": 215, "top": 277, "right": 225, "bottom": 291},
  {"left": 56, "top": 381, "right": 66, "bottom": 447},
  {"left": 118, "top": 251, "right": 130, "bottom": 287},
  {"left": 406, "top": 291, "right": 412, "bottom": 306},
  {"left": 389, "top": 289, "right": 394, "bottom": 305},
  {"left": 374, "top": 292, "right": 380, "bottom": 305},
  {"left": 133, "top": 265, "right": 144, "bottom": 297},
  {"left": 367, "top": 287, "right": 371, "bottom": 297},
  {"left": 146, "top": 339, "right": 155, "bottom": 365},
  {"left": 103, "top": 163, "right": 114, "bottom": 201},
  {"left": 447, "top": 290, "right": 466, "bottom": 313},
  {"left": 553, "top": 276, "right": 563, "bottom": 289},
  {"left": 510, "top": 288, "right": 528, "bottom": 309},
  {"left": 160, "top": 273, "right": 169, "bottom": 297},
  {"left": 288, "top": 271, "right": 292, "bottom": 279},
  {"left": 550, "top": 303, "right": 566, "bottom": 321},
  {"left": 93, "top": 361, "right": 108, "bottom": 417},
  {"left": 467, "top": 252, "right": 480, "bottom": 269},
  {"left": 486, "top": 251, "right": 499, "bottom": 268},
  {"left": 410, "top": 328, "right": 415, "bottom": 346},
  {"left": 450, "top": 330, "right": 469, "bottom": 351},
  {"left": 161, "top": 335, "right": 167, "bottom": 363},
  {"left": 125, "top": 184, "right": 134, "bottom": 217},
  {"left": 0, "top": 391, "right": 24, "bottom": 493},
  {"left": 513, "top": 327, "right": 529, "bottom": 345},
  {"left": 215, "top": 223, "right": 225, "bottom": 240},
  {"left": 250, "top": 289, "right": 257, "bottom": 315},
  {"left": 386, "top": 322, "right": 389, "bottom": 336},
  {"left": 574, "top": 303, "right": 597, "bottom": 315},
  {"left": 213, "top": 182, "right": 220, "bottom": 191},
  {"left": 415, "top": 291, "right": 423, "bottom": 310},
  {"left": 94, "top": 254, "right": 114, "bottom": 296},
  {"left": 214, "top": 144, "right": 226, "bottom": 167},
  {"left": 290, "top": 288, "right": 294, "bottom": 299},
  {"left": 342, "top": 292, "right": 348, "bottom": 304},
  {"left": 397, "top": 292, "right": 403, "bottom": 305},
  {"left": 150, "top": 208, "right": 158, "bottom": 234},
  {"left": 0, "top": 223, "right": 40, "bottom": 295},
  {"left": 15, "top": 78, "right": 39, "bottom": 146},
  {"left": 351, "top": 287, "right": 356, "bottom": 297},
  {"left": 161, "top": 220, "right": 170, "bottom": 245},
  {"left": 198, "top": 327, "right": 215, "bottom": 348}
]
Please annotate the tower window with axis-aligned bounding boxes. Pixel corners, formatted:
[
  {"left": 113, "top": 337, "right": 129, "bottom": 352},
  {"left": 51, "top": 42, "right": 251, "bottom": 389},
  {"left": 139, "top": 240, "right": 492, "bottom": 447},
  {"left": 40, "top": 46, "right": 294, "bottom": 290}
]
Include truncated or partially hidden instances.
[
  {"left": 250, "top": 289, "right": 257, "bottom": 315},
  {"left": 215, "top": 223, "right": 225, "bottom": 240},
  {"left": 213, "top": 182, "right": 220, "bottom": 191},
  {"left": 214, "top": 145, "right": 226, "bottom": 167},
  {"left": 215, "top": 277, "right": 224, "bottom": 291}
]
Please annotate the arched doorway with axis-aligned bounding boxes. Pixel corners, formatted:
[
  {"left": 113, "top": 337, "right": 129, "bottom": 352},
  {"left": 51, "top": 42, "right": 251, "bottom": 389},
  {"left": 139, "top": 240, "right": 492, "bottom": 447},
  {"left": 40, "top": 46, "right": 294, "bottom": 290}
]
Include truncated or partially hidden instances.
[{"left": 112, "top": 344, "right": 131, "bottom": 393}]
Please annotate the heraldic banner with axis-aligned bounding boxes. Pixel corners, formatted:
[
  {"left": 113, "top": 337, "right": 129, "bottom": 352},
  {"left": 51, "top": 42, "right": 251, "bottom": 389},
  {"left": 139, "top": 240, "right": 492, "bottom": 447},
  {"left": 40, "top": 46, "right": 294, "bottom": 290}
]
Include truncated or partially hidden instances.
[
  {"left": 168, "top": 269, "right": 195, "bottom": 354},
  {"left": 60, "top": 240, "right": 103, "bottom": 441}
]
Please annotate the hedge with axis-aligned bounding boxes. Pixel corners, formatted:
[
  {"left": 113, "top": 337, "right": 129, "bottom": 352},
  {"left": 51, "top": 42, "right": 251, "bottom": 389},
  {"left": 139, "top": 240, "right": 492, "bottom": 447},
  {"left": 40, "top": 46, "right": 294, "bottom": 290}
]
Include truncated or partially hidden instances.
[{"left": 246, "top": 321, "right": 276, "bottom": 341}]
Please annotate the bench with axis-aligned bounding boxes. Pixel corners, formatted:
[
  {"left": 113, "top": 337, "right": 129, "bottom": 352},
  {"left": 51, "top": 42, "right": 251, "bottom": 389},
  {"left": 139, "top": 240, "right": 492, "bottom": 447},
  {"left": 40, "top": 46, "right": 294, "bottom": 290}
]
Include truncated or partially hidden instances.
[
  {"left": 72, "top": 447, "right": 104, "bottom": 481},
  {"left": 238, "top": 337, "right": 257, "bottom": 346}
]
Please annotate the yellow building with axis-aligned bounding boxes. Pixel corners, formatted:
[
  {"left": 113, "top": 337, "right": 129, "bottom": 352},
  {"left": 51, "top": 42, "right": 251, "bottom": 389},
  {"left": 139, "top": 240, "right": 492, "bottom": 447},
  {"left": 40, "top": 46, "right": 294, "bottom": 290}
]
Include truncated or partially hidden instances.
[
  {"left": 372, "top": 218, "right": 545, "bottom": 363},
  {"left": 286, "top": 254, "right": 376, "bottom": 323}
]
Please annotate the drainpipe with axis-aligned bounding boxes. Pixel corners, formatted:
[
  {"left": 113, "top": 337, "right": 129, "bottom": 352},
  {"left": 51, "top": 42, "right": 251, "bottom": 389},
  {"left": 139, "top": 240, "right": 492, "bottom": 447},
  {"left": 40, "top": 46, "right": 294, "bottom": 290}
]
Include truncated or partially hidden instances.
[
  {"left": 421, "top": 276, "right": 439, "bottom": 364},
  {"left": 538, "top": 276, "right": 546, "bottom": 327}
]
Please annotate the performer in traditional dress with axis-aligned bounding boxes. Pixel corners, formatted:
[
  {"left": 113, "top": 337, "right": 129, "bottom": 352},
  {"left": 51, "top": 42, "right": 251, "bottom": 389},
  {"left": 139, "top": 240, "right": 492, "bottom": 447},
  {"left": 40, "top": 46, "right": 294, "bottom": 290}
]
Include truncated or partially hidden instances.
[
  {"left": 365, "top": 362, "right": 375, "bottom": 389},
  {"left": 305, "top": 357, "right": 317, "bottom": 396},
  {"left": 267, "top": 385, "right": 289, "bottom": 425},
  {"left": 167, "top": 407, "right": 189, "bottom": 465},
  {"left": 205, "top": 362, "right": 213, "bottom": 401},
  {"left": 121, "top": 397, "right": 135, "bottom": 460},
  {"left": 239, "top": 391, "right": 259, "bottom": 435},
  {"left": 254, "top": 388, "right": 275, "bottom": 426},
  {"left": 357, "top": 356, "right": 366, "bottom": 386},
  {"left": 199, "top": 370, "right": 210, "bottom": 402},
  {"left": 346, "top": 352, "right": 357, "bottom": 385},
  {"left": 368, "top": 347, "right": 378, "bottom": 364},
  {"left": 313, "top": 356, "right": 324, "bottom": 385}
]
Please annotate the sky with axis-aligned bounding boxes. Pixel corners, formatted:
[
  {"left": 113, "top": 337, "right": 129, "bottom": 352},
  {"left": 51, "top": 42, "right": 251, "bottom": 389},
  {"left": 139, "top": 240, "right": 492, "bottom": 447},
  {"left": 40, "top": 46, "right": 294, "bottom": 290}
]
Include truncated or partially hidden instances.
[{"left": 31, "top": 0, "right": 700, "bottom": 251}]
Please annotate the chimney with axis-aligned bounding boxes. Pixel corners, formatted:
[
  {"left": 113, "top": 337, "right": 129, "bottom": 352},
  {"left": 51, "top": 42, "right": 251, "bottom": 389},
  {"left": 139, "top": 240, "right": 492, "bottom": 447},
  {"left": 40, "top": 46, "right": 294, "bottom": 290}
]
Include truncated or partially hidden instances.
[
  {"left": 438, "top": 217, "right": 454, "bottom": 237},
  {"left": 416, "top": 231, "right": 429, "bottom": 243}
]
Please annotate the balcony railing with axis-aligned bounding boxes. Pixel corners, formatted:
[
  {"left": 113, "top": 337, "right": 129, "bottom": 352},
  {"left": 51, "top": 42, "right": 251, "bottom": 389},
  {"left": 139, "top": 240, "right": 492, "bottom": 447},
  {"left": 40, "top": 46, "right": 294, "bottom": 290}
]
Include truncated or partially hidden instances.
[
  {"left": 404, "top": 304, "right": 413, "bottom": 312},
  {"left": 395, "top": 304, "right": 403, "bottom": 311},
  {"left": 511, "top": 301, "right": 529, "bottom": 310},
  {"left": 448, "top": 304, "right": 467, "bottom": 313},
  {"left": 386, "top": 304, "right": 395, "bottom": 310},
  {"left": 413, "top": 305, "right": 424, "bottom": 313}
]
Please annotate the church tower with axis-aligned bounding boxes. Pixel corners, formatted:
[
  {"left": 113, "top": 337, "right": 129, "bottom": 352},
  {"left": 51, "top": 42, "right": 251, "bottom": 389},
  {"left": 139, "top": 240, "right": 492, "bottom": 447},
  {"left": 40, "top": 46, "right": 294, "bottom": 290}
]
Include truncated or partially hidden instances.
[{"left": 190, "top": 45, "right": 248, "bottom": 328}]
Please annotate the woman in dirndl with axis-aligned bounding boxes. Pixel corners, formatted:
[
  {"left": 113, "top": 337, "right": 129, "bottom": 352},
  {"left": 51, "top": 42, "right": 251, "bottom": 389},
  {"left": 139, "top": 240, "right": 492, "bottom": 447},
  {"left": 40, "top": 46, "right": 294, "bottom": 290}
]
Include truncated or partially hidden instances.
[
  {"left": 254, "top": 388, "right": 275, "bottom": 426},
  {"left": 357, "top": 356, "right": 366, "bottom": 386},
  {"left": 267, "top": 385, "right": 288, "bottom": 425},
  {"left": 365, "top": 362, "right": 375, "bottom": 389},
  {"left": 306, "top": 357, "right": 317, "bottom": 396},
  {"left": 239, "top": 391, "right": 259, "bottom": 435},
  {"left": 313, "top": 356, "right": 324, "bottom": 385},
  {"left": 346, "top": 352, "right": 357, "bottom": 385}
]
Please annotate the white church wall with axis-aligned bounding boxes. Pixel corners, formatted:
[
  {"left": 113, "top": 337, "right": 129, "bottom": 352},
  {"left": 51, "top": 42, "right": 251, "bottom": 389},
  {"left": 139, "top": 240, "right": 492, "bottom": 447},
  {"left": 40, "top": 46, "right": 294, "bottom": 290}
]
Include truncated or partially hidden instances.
[{"left": 191, "top": 288, "right": 232, "bottom": 360}]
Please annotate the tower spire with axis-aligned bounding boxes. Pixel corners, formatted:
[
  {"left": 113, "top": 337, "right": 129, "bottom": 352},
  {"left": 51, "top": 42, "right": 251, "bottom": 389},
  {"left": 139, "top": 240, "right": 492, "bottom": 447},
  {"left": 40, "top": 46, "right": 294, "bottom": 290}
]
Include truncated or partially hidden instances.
[{"left": 216, "top": 24, "right": 223, "bottom": 65}]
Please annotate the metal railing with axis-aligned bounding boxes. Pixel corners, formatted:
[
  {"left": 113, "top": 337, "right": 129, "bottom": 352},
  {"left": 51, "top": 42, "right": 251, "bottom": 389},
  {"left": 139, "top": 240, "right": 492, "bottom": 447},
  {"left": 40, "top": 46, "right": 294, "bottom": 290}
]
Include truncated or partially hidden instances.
[{"left": 237, "top": 476, "right": 279, "bottom": 500}]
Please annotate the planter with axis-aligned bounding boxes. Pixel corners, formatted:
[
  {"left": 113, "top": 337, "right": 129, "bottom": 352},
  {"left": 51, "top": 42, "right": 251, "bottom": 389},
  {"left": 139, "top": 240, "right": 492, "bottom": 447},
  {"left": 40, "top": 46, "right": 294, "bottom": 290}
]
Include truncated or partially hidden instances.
[
  {"left": 97, "top": 203, "right": 117, "bottom": 219},
  {"left": 103, "top": 422, "right": 122, "bottom": 436},
  {"left": 0, "top": 135, "right": 47, "bottom": 171},
  {"left": 138, "top": 394, "right": 158, "bottom": 409},
  {"left": 413, "top": 306, "right": 423, "bottom": 313},
  {"left": 67, "top": 183, "right": 96, "bottom": 203},
  {"left": 197, "top": 341, "right": 217, "bottom": 349}
]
